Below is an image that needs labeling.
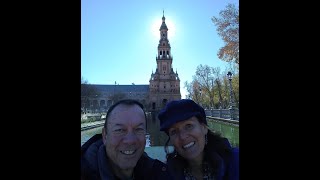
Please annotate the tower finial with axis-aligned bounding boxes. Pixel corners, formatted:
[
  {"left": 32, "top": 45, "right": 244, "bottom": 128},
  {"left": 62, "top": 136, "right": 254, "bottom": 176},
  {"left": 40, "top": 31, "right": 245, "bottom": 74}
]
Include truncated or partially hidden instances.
[{"left": 163, "top": 9, "right": 164, "bottom": 17}]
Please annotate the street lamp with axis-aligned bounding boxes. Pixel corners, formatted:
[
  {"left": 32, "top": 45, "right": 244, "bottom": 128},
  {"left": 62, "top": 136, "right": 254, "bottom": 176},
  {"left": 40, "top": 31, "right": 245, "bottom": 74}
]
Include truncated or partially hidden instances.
[
  {"left": 209, "top": 78, "right": 214, "bottom": 116},
  {"left": 227, "top": 71, "right": 237, "bottom": 120}
]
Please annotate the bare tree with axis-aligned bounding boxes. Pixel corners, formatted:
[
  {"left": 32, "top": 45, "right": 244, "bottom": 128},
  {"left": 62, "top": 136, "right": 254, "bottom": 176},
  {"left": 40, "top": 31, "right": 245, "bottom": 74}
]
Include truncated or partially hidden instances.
[
  {"left": 108, "top": 92, "right": 127, "bottom": 105},
  {"left": 184, "top": 81, "right": 193, "bottom": 99},
  {"left": 195, "top": 64, "right": 215, "bottom": 108},
  {"left": 211, "top": 67, "right": 223, "bottom": 108},
  {"left": 81, "top": 77, "right": 100, "bottom": 113},
  {"left": 191, "top": 80, "right": 202, "bottom": 104}
]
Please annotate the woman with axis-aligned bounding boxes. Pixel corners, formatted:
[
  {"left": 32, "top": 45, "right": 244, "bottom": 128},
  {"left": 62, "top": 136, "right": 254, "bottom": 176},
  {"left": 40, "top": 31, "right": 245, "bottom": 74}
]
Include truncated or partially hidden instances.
[{"left": 158, "top": 99, "right": 239, "bottom": 180}]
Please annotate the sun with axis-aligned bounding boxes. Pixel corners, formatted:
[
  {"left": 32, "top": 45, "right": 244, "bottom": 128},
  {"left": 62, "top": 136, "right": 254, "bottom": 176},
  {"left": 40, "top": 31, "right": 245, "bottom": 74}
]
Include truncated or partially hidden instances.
[{"left": 151, "top": 17, "right": 176, "bottom": 41}]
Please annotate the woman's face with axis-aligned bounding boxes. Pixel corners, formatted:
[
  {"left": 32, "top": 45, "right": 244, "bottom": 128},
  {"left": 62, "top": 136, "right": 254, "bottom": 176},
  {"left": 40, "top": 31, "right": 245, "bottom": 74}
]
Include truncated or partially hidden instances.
[{"left": 168, "top": 116, "right": 208, "bottom": 163}]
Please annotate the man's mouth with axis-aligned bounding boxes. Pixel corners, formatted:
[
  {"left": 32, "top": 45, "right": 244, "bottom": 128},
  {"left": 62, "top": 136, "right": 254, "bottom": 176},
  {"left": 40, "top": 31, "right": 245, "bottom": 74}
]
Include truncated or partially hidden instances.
[{"left": 120, "top": 150, "right": 136, "bottom": 155}]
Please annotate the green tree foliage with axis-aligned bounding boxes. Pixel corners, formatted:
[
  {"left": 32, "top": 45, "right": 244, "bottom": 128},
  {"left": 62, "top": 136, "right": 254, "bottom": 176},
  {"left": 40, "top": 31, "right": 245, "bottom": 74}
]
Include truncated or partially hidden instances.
[
  {"left": 212, "top": 3, "right": 239, "bottom": 65},
  {"left": 184, "top": 65, "right": 239, "bottom": 109}
]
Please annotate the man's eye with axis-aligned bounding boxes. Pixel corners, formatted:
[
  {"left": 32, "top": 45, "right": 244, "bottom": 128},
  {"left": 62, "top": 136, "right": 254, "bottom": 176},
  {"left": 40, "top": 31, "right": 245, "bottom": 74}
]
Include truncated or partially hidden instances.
[
  {"left": 114, "top": 129, "right": 125, "bottom": 133},
  {"left": 135, "top": 128, "right": 146, "bottom": 134}
]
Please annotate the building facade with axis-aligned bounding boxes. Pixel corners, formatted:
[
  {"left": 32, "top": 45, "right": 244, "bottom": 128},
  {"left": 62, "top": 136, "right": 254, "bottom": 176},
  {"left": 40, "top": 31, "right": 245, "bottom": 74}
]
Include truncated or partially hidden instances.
[{"left": 82, "top": 13, "right": 180, "bottom": 113}]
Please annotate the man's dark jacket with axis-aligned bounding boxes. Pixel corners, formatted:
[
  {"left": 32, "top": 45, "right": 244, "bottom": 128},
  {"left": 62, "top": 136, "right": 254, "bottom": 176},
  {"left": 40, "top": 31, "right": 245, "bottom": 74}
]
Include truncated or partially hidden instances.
[{"left": 81, "top": 134, "right": 173, "bottom": 180}]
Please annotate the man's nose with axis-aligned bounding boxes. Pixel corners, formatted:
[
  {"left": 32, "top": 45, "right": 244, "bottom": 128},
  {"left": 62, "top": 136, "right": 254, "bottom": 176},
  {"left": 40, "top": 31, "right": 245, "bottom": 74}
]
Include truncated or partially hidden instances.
[{"left": 122, "top": 131, "right": 139, "bottom": 144}]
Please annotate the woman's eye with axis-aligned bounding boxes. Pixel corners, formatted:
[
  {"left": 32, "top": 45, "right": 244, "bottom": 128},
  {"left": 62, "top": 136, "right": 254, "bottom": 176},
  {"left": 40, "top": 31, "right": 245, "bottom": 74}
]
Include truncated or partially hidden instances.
[
  {"left": 169, "top": 129, "right": 176, "bottom": 136},
  {"left": 186, "top": 124, "right": 193, "bottom": 130}
]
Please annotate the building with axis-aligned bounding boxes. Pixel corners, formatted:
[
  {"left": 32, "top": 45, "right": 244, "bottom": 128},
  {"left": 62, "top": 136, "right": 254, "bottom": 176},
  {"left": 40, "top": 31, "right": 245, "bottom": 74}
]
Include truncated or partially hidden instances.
[
  {"left": 148, "top": 12, "right": 181, "bottom": 110},
  {"left": 82, "top": 12, "right": 181, "bottom": 113}
]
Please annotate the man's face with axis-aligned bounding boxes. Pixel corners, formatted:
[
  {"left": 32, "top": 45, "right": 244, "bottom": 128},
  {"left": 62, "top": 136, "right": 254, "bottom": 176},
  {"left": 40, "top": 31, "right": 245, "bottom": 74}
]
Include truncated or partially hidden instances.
[{"left": 103, "top": 104, "right": 146, "bottom": 170}]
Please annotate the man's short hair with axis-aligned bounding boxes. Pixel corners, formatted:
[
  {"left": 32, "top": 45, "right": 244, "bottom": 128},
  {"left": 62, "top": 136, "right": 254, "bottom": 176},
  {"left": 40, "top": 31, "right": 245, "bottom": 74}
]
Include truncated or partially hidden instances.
[{"left": 104, "top": 99, "right": 147, "bottom": 130}]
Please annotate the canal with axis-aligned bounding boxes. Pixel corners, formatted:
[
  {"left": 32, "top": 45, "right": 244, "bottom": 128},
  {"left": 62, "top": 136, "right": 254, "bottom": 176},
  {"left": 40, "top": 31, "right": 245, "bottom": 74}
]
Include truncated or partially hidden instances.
[
  {"left": 81, "top": 112, "right": 238, "bottom": 162},
  {"left": 81, "top": 111, "right": 238, "bottom": 147}
]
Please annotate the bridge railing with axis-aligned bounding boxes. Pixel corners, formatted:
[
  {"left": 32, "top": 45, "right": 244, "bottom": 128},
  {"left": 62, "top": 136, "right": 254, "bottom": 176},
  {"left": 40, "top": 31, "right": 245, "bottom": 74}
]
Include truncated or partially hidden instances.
[{"left": 205, "top": 109, "right": 239, "bottom": 120}]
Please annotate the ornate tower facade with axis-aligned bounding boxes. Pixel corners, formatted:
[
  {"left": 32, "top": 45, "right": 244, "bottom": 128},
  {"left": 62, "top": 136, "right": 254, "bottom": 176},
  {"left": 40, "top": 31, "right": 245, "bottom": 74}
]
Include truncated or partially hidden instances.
[{"left": 148, "top": 12, "right": 181, "bottom": 110}]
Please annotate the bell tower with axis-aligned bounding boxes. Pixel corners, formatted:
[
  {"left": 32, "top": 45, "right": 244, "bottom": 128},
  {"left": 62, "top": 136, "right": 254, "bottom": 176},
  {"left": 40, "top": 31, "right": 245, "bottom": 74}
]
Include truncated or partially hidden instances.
[{"left": 149, "top": 11, "right": 181, "bottom": 111}]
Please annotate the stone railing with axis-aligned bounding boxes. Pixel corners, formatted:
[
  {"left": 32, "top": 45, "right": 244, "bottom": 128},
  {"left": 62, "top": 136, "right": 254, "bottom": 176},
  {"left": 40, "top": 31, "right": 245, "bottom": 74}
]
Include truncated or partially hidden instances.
[
  {"left": 205, "top": 109, "right": 239, "bottom": 120},
  {"left": 206, "top": 116, "right": 239, "bottom": 125},
  {"left": 81, "top": 113, "right": 102, "bottom": 120}
]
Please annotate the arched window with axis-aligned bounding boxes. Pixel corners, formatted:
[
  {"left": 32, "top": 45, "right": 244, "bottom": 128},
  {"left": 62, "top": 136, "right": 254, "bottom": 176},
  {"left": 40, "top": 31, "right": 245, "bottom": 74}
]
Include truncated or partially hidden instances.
[{"left": 163, "top": 65, "right": 166, "bottom": 71}]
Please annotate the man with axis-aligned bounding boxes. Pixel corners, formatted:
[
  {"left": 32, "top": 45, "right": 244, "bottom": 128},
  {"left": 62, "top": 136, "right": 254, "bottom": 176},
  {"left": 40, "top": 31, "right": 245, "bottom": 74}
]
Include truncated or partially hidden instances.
[{"left": 81, "top": 99, "right": 172, "bottom": 180}]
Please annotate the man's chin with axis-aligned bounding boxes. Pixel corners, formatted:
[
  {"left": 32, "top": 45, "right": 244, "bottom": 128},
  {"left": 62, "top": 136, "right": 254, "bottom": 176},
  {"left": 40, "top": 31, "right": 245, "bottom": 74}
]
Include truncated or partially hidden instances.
[
  {"left": 120, "top": 165, "right": 136, "bottom": 170},
  {"left": 118, "top": 161, "right": 138, "bottom": 170}
]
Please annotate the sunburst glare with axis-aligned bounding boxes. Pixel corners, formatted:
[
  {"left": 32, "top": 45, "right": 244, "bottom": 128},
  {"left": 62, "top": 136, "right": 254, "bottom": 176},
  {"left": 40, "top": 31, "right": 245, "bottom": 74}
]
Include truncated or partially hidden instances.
[{"left": 151, "top": 17, "right": 176, "bottom": 41}]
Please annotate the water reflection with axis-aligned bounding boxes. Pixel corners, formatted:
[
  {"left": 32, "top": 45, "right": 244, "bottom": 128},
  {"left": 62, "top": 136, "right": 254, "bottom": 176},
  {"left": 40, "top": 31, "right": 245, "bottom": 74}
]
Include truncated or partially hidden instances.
[
  {"left": 146, "top": 111, "right": 169, "bottom": 146},
  {"left": 81, "top": 111, "right": 238, "bottom": 148},
  {"left": 145, "top": 133, "right": 151, "bottom": 147}
]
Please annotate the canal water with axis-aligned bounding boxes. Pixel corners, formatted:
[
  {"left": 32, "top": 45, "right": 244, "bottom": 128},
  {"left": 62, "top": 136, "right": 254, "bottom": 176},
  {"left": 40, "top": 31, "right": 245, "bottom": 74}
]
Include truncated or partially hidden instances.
[
  {"left": 81, "top": 111, "right": 238, "bottom": 148},
  {"left": 207, "top": 120, "right": 239, "bottom": 147},
  {"left": 81, "top": 112, "right": 238, "bottom": 162}
]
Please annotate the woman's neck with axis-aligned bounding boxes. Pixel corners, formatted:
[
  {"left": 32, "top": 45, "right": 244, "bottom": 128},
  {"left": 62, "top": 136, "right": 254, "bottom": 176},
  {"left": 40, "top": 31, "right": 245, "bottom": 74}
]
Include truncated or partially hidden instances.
[
  {"left": 186, "top": 151, "right": 206, "bottom": 179},
  {"left": 187, "top": 151, "right": 204, "bottom": 168}
]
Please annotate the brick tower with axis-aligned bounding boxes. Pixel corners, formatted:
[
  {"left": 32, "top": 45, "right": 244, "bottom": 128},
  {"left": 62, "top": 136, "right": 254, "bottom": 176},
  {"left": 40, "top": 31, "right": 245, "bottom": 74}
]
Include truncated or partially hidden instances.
[{"left": 148, "top": 11, "right": 181, "bottom": 111}]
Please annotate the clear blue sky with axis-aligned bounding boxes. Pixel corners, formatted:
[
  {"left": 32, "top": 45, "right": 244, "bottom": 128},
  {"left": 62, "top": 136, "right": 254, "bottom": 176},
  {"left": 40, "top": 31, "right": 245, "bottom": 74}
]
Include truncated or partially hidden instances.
[{"left": 81, "top": 0, "right": 238, "bottom": 98}]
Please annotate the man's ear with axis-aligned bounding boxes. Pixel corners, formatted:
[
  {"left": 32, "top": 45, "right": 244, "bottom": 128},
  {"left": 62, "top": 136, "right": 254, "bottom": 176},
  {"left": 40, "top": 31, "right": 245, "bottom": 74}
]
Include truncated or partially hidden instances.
[{"left": 102, "top": 127, "right": 107, "bottom": 145}]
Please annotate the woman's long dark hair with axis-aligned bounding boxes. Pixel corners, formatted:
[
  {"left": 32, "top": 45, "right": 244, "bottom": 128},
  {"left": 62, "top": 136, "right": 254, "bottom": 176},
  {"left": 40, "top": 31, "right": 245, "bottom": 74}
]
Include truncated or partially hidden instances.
[
  {"left": 164, "top": 116, "right": 232, "bottom": 163},
  {"left": 164, "top": 128, "right": 232, "bottom": 160},
  {"left": 162, "top": 114, "right": 234, "bottom": 178}
]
